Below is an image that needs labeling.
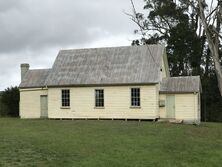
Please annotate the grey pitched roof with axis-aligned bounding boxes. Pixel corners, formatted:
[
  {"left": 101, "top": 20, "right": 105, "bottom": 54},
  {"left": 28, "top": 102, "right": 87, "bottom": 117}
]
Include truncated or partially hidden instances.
[
  {"left": 45, "top": 45, "right": 164, "bottom": 86},
  {"left": 160, "top": 76, "right": 201, "bottom": 93},
  {"left": 19, "top": 69, "right": 51, "bottom": 88}
]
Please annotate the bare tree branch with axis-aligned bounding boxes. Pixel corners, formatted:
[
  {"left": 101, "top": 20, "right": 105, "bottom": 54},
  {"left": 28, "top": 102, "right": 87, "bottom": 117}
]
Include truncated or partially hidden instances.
[
  {"left": 206, "top": 6, "right": 218, "bottom": 20},
  {"left": 129, "top": 0, "right": 159, "bottom": 66},
  {"left": 197, "top": 0, "right": 222, "bottom": 96}
]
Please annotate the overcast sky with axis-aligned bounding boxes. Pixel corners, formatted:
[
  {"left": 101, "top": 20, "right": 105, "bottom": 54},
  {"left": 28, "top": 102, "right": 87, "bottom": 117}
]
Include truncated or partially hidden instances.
[{"left": 0, "top": 0, "right": 144, "bottom": 90}]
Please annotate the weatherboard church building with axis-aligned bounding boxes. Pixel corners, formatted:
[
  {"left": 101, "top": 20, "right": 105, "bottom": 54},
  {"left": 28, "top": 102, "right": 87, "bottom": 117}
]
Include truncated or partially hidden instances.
[{"left": 19, "top": 45, "right": 201, "bottom": 123}]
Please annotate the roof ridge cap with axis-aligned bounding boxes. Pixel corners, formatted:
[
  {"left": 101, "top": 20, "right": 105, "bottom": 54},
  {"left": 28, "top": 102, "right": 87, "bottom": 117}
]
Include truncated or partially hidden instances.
[{"left": 58, "top": 44, "right": 162, "bottom": 52}]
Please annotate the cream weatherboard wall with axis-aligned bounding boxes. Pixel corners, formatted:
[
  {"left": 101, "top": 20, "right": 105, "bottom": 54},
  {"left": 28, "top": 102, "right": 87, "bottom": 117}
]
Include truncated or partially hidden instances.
[
  {"left": 175, "top": 93, "right": 200, "bottom": 123},
  {"left": 159, "top": 94, "right": 166, "bottom": 118},
  {"left": 20, "top": 89, "right": 48, "bottom": 118},
  {"left": 159, "top": 93, "right": 200, "bottom": 123},
  {"left": 48, "top": 85, "right": 159, "bottom": 119},
  {"left": 161, "top": 57, "right": 167, "bottom": 78},
  {"left": 161, "top": 51, "right": 170, "bottom": 79},
  {"left": 19, "top": 86, "right": 200, "bottom": 122}
]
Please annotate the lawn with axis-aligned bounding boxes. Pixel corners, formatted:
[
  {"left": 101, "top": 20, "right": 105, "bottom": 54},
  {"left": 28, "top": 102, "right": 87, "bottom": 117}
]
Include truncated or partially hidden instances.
[{"left": 0, "top": 118, "right": 221, "bottom": 167}]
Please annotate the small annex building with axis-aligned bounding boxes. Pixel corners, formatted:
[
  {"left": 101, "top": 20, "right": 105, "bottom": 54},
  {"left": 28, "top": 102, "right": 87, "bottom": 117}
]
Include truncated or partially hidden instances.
[{"left": 19, "top": 45, "right": 201, "bottom": 123}]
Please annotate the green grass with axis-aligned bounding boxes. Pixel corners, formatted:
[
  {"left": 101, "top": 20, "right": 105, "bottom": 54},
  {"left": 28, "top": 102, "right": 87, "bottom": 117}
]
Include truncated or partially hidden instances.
[{"left": 0, "top": 118, "right": 221, "bottom": 167}]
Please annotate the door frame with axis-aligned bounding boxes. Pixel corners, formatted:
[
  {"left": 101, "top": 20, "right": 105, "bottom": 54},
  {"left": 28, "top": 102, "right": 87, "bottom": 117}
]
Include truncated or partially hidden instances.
[
  {"left": 166, "top": 95, "right": 175, "bottom": 119},
  {"left": 40, "top": 95, "right": 48, "bottom": 118}
]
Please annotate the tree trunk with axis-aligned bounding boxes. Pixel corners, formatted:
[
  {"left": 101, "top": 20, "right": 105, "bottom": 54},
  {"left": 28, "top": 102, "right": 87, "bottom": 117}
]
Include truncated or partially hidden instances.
[{"left": 197, "top": 0, "right": 222, "bottom": 96}]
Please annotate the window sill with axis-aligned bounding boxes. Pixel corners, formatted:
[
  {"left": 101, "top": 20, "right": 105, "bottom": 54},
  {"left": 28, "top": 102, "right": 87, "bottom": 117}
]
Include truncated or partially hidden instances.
[
  {"left": 130, "top": 106, "right": 141, "bottom": 109},
  {"left": 60, "top": 107, "right": 71, "bottom": 109},
  {"left": 94, "top": 107, "right": 105, "bottom": 109}
]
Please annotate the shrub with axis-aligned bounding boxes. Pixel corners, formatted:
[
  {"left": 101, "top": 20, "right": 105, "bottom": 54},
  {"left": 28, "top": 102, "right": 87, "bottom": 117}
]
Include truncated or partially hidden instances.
[{"left": 0, "top": 87, "right": 19, "bottom": 117}]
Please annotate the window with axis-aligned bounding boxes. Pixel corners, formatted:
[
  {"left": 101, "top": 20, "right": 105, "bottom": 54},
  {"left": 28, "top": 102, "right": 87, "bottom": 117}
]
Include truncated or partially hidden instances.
[
  {"left": 131, "top": 88, "right": 140, "bottom": 107},
  {"left": 61, "top": 89, "right": 70, "bottom": 107},
  {"left": 95, "top": 89, "right": 104, "bottom": 107}
]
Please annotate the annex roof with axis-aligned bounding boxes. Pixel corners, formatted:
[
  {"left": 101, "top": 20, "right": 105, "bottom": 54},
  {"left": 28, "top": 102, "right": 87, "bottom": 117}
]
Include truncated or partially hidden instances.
[
  {"left": 19, "top": 69, "right": 51, "bottom": 88},
  {"left": 160, "top": 76, "right": 201, "bottom": 93}
]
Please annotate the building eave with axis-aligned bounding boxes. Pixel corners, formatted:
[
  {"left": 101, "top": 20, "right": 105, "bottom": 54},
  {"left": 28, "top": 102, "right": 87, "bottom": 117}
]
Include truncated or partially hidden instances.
[
  {"left": 46, "top": 82, "right": 159, "bottom": 88},
  {"left": 159, "top": 91, "right": 200, "bottom": 94}
]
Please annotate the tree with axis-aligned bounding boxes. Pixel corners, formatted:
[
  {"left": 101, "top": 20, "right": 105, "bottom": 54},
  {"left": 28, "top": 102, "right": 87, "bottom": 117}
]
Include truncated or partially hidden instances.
[
  {"left": 0, "top": 92, "right": 8, "bottom": 116},
  {"left": 128, "top": 0, "right": 204, "bottom": 76},
  {"left": 196, "top": 0, "right": 222, "bottom": 96},
  {"left": 1, "top": 87, "right": 20, "bottom": 117}
]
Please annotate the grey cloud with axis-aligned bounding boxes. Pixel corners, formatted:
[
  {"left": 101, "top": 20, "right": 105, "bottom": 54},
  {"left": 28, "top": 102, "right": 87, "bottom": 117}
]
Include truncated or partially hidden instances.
[
  {"left": 0, "top": 0, "right": 23, "bottom": 13},
  {"left": 0, "top": 0, "right": 143, "bottom": 53}
]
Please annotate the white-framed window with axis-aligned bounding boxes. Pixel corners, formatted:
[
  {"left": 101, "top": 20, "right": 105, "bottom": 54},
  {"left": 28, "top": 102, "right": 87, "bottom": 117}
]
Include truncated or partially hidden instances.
[
  {"left": 131, "top": 88, "right": 140, "bottom": 107},
  {"left": 95, "top": 89, "right": 104, "bottom": 107},
  {"left": 61, "top": 89, "right": 70, "bottom": 107}
]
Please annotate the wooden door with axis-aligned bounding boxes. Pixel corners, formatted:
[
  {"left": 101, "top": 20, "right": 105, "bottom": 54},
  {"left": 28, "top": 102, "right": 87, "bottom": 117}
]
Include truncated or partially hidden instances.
[
  {"left": 166, "top": 95, "right": 175, "bottom": 118},
  {"left": 40, "top": 95, "right": 48, "bottom": 118}
]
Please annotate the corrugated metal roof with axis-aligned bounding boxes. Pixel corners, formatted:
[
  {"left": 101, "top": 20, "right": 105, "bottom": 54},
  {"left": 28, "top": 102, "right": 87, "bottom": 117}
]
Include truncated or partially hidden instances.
[
  {"left": 160, "top": 76, "right": 201, "bottom": 93},
  {"left": 45, "top": 45, "right": 164, "bottom": 86},
  {"left": 19, "top": 69, "right": 51, "bottom": 88}
]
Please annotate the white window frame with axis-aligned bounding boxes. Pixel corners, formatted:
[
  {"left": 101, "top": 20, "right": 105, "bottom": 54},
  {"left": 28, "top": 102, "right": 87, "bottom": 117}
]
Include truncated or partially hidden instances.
[
  {"left": 131, "top": 88, "right": 141, "bottom": 107},
  {"left": 61, "top": 89, "right": 70, "bottom": 108},
  {"left": 95, "top": 89, "right": 104, "bottom": 108}
]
